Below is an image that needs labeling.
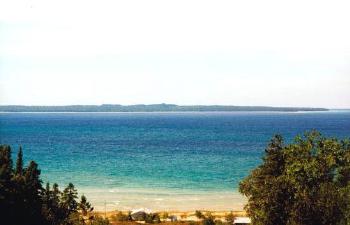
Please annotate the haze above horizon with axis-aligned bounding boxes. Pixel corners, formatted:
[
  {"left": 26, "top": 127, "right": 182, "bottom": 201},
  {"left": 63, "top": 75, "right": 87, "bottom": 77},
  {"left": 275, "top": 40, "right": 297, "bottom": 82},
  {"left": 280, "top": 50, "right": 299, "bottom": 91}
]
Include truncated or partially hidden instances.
[{"left": 1, "top": 0, "right": 349, "bottom": 108}]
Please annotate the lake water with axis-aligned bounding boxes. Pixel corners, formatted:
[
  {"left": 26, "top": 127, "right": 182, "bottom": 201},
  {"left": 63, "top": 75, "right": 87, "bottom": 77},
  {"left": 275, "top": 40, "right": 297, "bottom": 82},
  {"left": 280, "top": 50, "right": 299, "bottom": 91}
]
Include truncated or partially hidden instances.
[{"left": 0, "top": 111, "right": 349, "bottom": 211}]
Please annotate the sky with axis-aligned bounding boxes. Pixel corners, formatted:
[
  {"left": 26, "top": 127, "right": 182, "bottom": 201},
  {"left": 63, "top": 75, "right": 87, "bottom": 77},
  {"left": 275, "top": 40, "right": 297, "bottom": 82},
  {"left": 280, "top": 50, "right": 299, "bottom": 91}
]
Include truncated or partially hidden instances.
[{"left": 0, "top": 0, "right": 349, "bottom": 108}]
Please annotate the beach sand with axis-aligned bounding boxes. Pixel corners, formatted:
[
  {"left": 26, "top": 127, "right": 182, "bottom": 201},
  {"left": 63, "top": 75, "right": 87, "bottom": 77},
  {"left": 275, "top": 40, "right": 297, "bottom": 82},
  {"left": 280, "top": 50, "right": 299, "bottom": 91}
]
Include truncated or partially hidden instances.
[
  {"left": 93, "top": 210, "right": 247, "bottom": 222},
  {"left": 81, "top": 187, "right": 246, "bottom": 212}
]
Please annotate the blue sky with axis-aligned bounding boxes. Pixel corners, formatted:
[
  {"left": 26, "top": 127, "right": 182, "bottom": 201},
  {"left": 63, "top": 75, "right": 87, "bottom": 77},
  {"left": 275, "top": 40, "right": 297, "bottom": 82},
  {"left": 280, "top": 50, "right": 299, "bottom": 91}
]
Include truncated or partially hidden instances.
[{"left": 0, "top": 0, "right": 349, "bottom": 108}]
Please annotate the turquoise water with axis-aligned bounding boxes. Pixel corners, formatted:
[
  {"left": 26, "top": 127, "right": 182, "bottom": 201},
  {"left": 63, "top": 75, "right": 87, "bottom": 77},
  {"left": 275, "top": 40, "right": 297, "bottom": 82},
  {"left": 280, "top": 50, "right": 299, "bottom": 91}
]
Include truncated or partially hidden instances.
[{"left": 0, "top": 111, "right": 349, "bottom": 210}]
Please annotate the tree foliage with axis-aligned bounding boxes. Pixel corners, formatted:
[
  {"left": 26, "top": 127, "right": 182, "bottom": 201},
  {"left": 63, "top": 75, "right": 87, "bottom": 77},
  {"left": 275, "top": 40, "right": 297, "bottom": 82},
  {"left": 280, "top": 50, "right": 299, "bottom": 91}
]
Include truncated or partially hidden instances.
[
  {"left": 61, "top": 183, "right": 79, "bottom": 216},
  {"left": 79, "top": 195, "right": 93, "bottom": 216},
  {"left": 195, "top": 210, "right": 205, "bottom": 219},
  {"left": 0, "top": 145, "right": 95, "bottom": 225},
  {"left": 224, "top": 212, "right": 236, "bottom": 224},
  {"left": 202, "top": 213, "right": 215, "bottom": 225},
  {"left": 239, "top": 131, "right": 350, "bottom": 225},
  {"left": 15, "top": 146, "right": 23, "bottom": 175}
]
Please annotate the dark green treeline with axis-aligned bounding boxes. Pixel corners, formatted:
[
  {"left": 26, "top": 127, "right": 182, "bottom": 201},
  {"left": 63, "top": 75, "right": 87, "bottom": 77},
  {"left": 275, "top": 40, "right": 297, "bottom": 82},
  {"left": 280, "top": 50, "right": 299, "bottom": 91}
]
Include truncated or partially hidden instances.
[{"left": 0, "top": 145, "right": 93, "bottom": 225}]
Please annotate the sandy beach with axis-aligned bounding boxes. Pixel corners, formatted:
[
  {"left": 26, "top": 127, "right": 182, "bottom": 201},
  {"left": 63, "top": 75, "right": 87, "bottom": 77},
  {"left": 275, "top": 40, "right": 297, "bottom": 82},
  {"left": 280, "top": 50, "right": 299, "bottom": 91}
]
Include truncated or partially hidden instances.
[
  {"left": 93, "top": 210, "right": 247, "bottom": 222},
  {"left": 80, "top": 187, "right": 246, "bottom": 212}
]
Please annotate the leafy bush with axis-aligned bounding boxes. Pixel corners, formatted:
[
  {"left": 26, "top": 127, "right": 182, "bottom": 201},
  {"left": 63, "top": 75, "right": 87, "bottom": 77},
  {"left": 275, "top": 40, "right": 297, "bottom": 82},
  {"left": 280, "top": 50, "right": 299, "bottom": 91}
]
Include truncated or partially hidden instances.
[
  {"left": 239, "top": 131, "right": 350, "bottom": 225},
  {"left": 224, "top": 212, "right": 235, "bottom": 224},
  {"left": 202, "top": 215, "right": 215, "bottom": 225},
  {"left": 144, "top": 213, "right": 161, "bottom": 223},
  {"left": 195, "top": 210, "right": 204, "bottom": 219},
  {"left": 113, "top": 211, "right": 133, "bottom": 222},
  {"left": 91, "top": 216, "right": 110, "bottom": 225}
]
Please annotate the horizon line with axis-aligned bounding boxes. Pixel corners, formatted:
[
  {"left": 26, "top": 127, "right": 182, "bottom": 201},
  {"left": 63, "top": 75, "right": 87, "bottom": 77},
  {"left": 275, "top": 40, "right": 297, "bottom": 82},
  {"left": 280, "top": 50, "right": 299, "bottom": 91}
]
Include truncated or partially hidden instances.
[{"left": 0, "top": 103, "right": 332, "bottom": 109}]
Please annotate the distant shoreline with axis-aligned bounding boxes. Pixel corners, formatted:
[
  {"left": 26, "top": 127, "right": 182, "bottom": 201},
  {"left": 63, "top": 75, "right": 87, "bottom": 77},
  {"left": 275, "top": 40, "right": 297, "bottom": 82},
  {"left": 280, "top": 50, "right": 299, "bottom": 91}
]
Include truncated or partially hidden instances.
[
  {"left": 0, "top": 104, "right": 329, "bottom": 112},
  {"left": 0, "top": 111, "right": 333, "bottom": 114}
]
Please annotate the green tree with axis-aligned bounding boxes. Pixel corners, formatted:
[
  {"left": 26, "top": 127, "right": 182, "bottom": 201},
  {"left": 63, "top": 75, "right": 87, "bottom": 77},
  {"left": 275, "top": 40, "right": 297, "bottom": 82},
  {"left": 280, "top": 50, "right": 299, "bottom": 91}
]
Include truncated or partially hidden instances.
[
  {"left": 24, "top": 160, "right": 44, "bottom": 225},
  {"left": 15, "top": 146, "right": 23, "bottom": 175},
  {"left": 61, "top": 182, "right": 79, "bottom": 225},
  {"left": 52, "top": 183, "right": 61, "bottom": 209},
  {"left": 50, "top": 183, "right": 66, "bottom": 225},
  {"left": 42, "top": 182, "right": 55, "bottom": 224},
  {"left": 0, "top": 145, "right": 94, "bottom": 225},
  {"left": 79, "top": 195, "right": 93, "bottom": 216},
  {"left": 12, "top": 146, "right": 26, "bottom": 223},
  {"left": 24, "top": 161, "right": 42, "bottom": 190},
  {"left": 239, "top": 131, "right": 350, "bottom": 225},
  {"left": 0, "top": 145, "right": 14, "bottom": 223},
  {"left": 78, "top": 194, "right": 94, "bottom": 224},
  {"left": 62, "top": 183, "right": 78, "bottom": 213},
  {"left": 0, "top": 145, "right": 13, "bottom": 181}
]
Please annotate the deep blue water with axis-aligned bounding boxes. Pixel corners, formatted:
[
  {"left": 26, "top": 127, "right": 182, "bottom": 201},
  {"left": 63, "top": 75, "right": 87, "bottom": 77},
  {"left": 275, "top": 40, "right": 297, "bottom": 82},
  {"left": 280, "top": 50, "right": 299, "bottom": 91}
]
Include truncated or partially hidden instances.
[{"left": 0, "top": 111, "right": 349, "bottom": 209}]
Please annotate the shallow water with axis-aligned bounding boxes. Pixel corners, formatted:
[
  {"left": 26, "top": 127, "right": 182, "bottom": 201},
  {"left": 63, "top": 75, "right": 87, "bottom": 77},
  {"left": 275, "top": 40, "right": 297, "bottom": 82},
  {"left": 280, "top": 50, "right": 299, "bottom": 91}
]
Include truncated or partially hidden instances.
[{"left": 0, "top": 111, "right": 349, "bottom": 211}]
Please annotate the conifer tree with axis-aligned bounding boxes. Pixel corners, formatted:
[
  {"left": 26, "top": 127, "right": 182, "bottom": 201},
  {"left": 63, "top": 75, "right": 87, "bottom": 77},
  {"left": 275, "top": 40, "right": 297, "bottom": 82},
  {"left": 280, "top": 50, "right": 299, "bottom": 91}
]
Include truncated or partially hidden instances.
[
  {"left": 24, "top": 161, "right": 44, "bottom": 225},
  {"left": 42, "top": 182, "right": 54, "bottom": 224},
  {"left": 0, "top": 145, "right": 14, "bottom": 224},
  {"left": 0, "top": 145, "right": 13, "bottom": 180},
  {"left": 51, "top": 183, "right": 66, "bottom": 225},
  {"left": 77, "top": 195, "right": 94, "bottom": 224},
  {"left": 15, "top": 146, "right": 23, "bottom": 175},
  {"left": 52, "top": 183, "right": 61, "bottom": 208},
  {"left": 79, "top": 195, "right": 93, "bottom": 216},
  {"left": 61, "top": 183, "right": 79, "bottom": 214},
  {"left": 0, "top": 146, "right": 99, "bottom": 225},
  {"left": 24, "top": 161, "right": 42, "bottom": 192},
  {"left": 43, "top": 182, "right": 51, "bottom": 203}
]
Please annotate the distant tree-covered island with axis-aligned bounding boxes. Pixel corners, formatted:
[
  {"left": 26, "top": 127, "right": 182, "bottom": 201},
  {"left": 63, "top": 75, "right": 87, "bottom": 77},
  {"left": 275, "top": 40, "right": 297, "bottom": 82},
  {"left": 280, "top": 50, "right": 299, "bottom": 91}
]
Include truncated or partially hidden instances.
[{"left": 0, "top": 104, "right": 328, "bottom": 112}]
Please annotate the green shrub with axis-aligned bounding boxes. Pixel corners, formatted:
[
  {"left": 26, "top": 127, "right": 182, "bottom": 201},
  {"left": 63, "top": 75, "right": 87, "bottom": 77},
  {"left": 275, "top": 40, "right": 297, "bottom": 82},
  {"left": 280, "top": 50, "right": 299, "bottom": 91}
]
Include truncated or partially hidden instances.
[
  {"left": 202, "top": 217, "right": 215, "bottom": 225},
  {"left": 195, "top": 210, "right": 204, "bottom": 219},
  {"left": 224, "top": 212, "right": 235, "bottom": 224},
  {"left": 91, "top": 216, "right": 110, "bottom": 225},
  {"left": 144, "top": 213, "right": 161, "bottom": 223},
  {"left": 113, "top": 211, "right": 133, "bottom": 222}
]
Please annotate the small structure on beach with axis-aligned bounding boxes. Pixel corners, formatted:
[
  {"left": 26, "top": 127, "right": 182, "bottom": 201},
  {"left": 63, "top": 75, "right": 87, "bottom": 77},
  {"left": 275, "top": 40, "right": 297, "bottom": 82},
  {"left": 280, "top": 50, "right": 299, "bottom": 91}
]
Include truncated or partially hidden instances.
[
  {"left": 233, "top": 217, "right": 251, "bottom": 225},
  {"left": 131, "top": 208, "right": 152, "bottom": 221},
  {"left": 131, "top": 211, "right": 146, "bottom": 221}
]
